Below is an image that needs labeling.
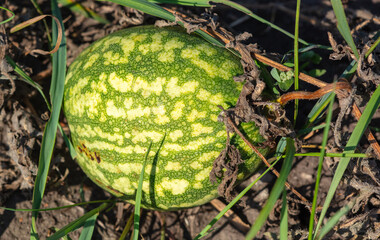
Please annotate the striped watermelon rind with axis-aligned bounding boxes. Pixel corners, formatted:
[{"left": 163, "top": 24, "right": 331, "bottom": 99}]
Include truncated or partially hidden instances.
[{"left": 64, "top": 25, "right": 268, "bottom": 211}]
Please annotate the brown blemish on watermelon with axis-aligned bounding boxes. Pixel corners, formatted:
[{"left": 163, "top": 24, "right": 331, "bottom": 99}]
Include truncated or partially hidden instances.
[
  {"left": 77, "top": 142, "right": 101, "bottom": 163},
  {"left": 94, "top": 178, "right": 123, "bottom": 195},
  {"left": 94, "top": 152, "right": 101, "bottom": 163},
  {"left": 105, "top": 185, "right": 123, "bottom": 195}
]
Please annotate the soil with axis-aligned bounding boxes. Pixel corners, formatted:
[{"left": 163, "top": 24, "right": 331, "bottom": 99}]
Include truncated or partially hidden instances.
[{"left": 1, "top": 0, "right": 380, "bottom": 239}]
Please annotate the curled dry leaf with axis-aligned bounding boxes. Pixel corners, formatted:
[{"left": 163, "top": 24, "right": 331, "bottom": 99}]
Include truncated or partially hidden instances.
[{"left": 10, "top": 14, "right": 62, "bottom": 56}]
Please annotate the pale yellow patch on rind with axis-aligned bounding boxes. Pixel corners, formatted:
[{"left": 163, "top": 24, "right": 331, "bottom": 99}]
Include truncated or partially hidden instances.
[
  {"left": 191, "top": 123, "right": 214, "bottom": 137},
  {"left": 165, "top": 77, "right": 199, "bottom": 98},
  {"left": 196, "top": 89, "right": 224, "bottom": 105},
  {"left": 124, "top": 98, "right": 133, "bottom": 109},
  {"left": 165, "top": 191, "right": 218, "bottom": 209},
  {"left": 131, "top": 130, "right": 163, "bottom": 144},
  {"left": 112, "top": 177, "right": 134, "bottom": 195},
  {"left": 104, "top": 51, "right": 127, "bottom": 65},
  {"left": 164, "top": 38, "right": 185, "bottom": 50},
  {"left": 158, "top": 50, "right": 174, "bottom": 63},
  {"left": 187, "top": 109, "right": 207, "bottom": 122},
  {"left": 168, "top": 130, "right": 183, "bottom": 142},
  {"left": 196, "top": 43, "right": 217, "bottom": 56},
  {"left": 190, "top": 161, "right": 202, "bottom": 169},
  {"left": 164, "top": 162, "right": 182, "bottom": 171},
  {"left": 164, "top": 136, "right": 215, "bottom": 151},
  {"left": 102, "top": 36, "right": 122, "bottom": 50},
  {"left": 133, "top": 76, "right": 165, "bottom": 98},
  {"left": 67, "top": 76, "right": 102, "bottom": 118},
  {"left": 199, "top": 151, "right": 220, "bottom": 162},
  {"left": 72, "top": 124, "right": 125, "bottom": 145},
  {"left": 106, "top": 100, "right": 125, "bottom": 118},
  {"left": 91, "top": 81, "right": 107, "bottom": 94},
  {"left": 158, "top": 178, "right": 189, "bottom": 196},
  {"left": 83, "top": 53, "right": 99, "bottom": 69},
  {"left": 210, "top": 114, "right": 218, "bottom": 122},
  {"left": 152, "top": 105, "right": 170, "bottom": 124},
  {"left": 100, "top": 162, "right": 154, "bottom": 176},
  {"left": 126, "top": 105, "right": 151, "bottom": 121},
  {"left": 216, "top": 130, "right": 226, "bottom": 137},
  {"left": 108, "top": 72, "right": 132, "bottom": 92},
  {"left": 195, "top": 167, "right": 212, "bottom": 181},
  {"left": 170, "top": 101, "right": 185, "bottom": 120}
]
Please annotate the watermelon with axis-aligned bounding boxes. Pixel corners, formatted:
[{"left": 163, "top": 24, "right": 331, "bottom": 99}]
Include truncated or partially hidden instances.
[{"left": 64, "top": 25, "right": 267, "bottom": 211}]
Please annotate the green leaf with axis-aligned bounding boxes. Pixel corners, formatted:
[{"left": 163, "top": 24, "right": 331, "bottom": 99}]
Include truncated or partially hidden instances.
[
  {"left": 314, "top": 85, "right": 380, "bottom": 236},
  {"left": 246, "top": 138, "right": 295, "bottom": 239},
  {"left": 46, "top": 203, "right": 110, "bottom": 240},
  {"left": 277, "top": 77, "right": 294, "bottom": 92},
  {"left": 271, "top": 68, "right": 294, "bottom": 92},
  {"left": 270, "top": 68, "right": 281, "bottom": 82},
  {"left": 308, "top": 89, "right": 335, "bottom": 239},
  {"left": 315, "top": 202, "right": 353, "bottom": 240},
  {"left": 275, "top": 137, "right": 287, "bottom": 158},
  {"left": 256, "top": 61, "right": 280, "bottom": 96},
  {"left": 78, "top": 214, "right": 98, "bottom": 240},
  {"left": 280, "top": 190, "right": 288, "bottom": 240},
  {"left": 330, "top": 0, "right": 359, "bottom": 60},
  {"left": 101, "top": 0, "right": 175, "bottom": 22},
  {"left": 132, "top": 142, "right": 153, "bottom": 240},
  {"left": 4, "top": 55, "right": 50, "bottom": 109},
  {"left": 0, "top": 6, "right": 15, "bottom": 25},
  {"left": 149, "top": 0, "right": 212, "bottom": 7},
  {"left": 31, "top": 0, "right": 67, "bottom": 238}
]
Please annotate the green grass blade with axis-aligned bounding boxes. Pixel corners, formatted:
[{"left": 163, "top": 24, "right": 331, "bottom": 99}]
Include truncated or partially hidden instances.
[
  {"left": 46, "top": 202, "right": 111, "bottom": 240},
  {"left": 306, "top": 93, "right": 334, "bottom": 126},
  {"left": 150, "top": 0, "right": 311, "bottom": 45},
  {"left": 119, "top": 213, "right": 134, "bottom": 240},
  {"left": 1, "top": 199, "right": 118, "bottom": 212},
  {"left": 314, "top": 85, "right": 380, "bottom": 236},
  {"left": 58, "top": 125, "right": 77, "bottom": 159},
  {"left": 246, "top": 138, "right": 295, "bottom": 239},
  {"left": 49, "top": 1, "right": 67, "bottom": 100},
  {"left": 194, "top": 156, "right": 283, "bottom": 240},
  {"left": 78, "top": 213, "right": 98, "bottom": 240},
  {"left": 365, "top": 34, "right": 380, "bottom": 58},
  {"left": 133, "top": 142, "right": 153, "bottom": 240},
  {"left": 330, "top": 0, "right": 359, "bottom": 60},
  {"left": 149, "top": 0, "right": 211, "bottom": 7},
  {"left": 293, "top": 152, "right": 367, "bottom": 158},
  {"left": 315, "top": 202, "right": 353, "bottom": 240},
  {"left": 31, "top": 0, "right": 66, "bottom": 238},
  {"left": 275, "top": 137, "right": 287, "bottom": 157},
  {"left": 280, "top": 189, "right": 288, "bottom": 240},
  {"left": 308, "top": 89, "right": 336, "bottom": 239},
  {"left": 0, "top": 6, "right": 15, "bottom": 24},
  {"left": 101, "top": 0, "right": 175, "bottom": 22},
  {"left": 4, "top": 55, "right": 51, "bottom": 110},
  {"left": 293, "top": 0, "right": 301, "bottom": 126},
  {"left": 59, "top": 0, "right": 110, "bottom": 24}
]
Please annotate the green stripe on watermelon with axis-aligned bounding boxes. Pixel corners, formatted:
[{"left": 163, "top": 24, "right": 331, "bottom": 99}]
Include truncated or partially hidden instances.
[{"left": 64, "top": 25, "right": 268, "bottom": 211}]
